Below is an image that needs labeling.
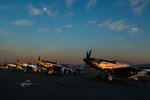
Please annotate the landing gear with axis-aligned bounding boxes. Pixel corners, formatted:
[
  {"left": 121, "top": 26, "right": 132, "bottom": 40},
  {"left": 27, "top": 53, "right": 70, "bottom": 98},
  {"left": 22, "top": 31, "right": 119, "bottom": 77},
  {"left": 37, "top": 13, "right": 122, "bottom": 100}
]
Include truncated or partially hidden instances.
[
  {"left": 47, "top": 70, "right": 54, "bottom": 75},
  {"left": 23, "top": 66, "right": 32, "bottom": 73},
  {"left": 23, "top": 68, "right": 28, "bottom": 72},
  {"left": 9, "top": 67, "right": 16, "bottom": 71},
  {"left": 96, "top": 70, "right": 114, "bottom": 82},
  {"left": 46, "top": 68, "right": 55, "bottom": 75},
  {"left": 96, "top": 71, "right": 104, "bottom": 80}
]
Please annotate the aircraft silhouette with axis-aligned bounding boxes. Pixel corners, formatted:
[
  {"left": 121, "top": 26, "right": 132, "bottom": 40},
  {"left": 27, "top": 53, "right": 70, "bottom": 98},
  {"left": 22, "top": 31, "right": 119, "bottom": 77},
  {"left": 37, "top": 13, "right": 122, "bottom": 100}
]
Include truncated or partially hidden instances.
[{"left": 83, "top": 50, "right": 150, "bottom": 81}]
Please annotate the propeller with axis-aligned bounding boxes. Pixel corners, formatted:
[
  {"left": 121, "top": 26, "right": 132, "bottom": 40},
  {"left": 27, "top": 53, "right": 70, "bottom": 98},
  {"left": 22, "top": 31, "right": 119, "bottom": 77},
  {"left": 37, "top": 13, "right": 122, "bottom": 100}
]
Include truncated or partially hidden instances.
[
  {"left": 84, "top": 50, "right": 92, "bottom": 70},
  {"left": 86, "top": 51, "right": 88, "bottom": 59},
  {"left": 37, "top": 57, "right": 40, "bottom": 66},
  {"left": 88, "top": 49, "right": 92, "bottom": 59},
  {"left": 86, "top": 49, "right": 92, "bottom": 59}
]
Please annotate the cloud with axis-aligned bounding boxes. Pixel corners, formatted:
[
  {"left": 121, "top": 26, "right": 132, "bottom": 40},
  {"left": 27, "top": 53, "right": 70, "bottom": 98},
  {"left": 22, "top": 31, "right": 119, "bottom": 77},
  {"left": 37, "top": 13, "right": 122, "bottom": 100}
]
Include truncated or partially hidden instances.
[
  {"left": 26, "top": 3, "right": 56, "bottom": 19},
  {"left": 117, "top": 37, "right": 123, "bottom": 40},
  {"left": 26, "top": 4, "right": 43, "bottom": 16},
  {"left": 64, "top": 11, "right": 74, "bottom": 17},
  {"left": 56, "top": 28, "right": 63, "bottom": 33},
  {"left": 120, "top": 0, "right": 149, "bottom": 15},
  {"left": 65, "top": 0, "right": 74, "bottom": 7},
  {"left": 129, "top": 0, "right": 149, "bottom": 15},
  {"left": 128, "top": 0, "right": 140, "bottom": 7},
  {"left": 45, "top": 9, "right": 55, "bottom": 19},
  {"left": 64, "top": 24, "right": 72, "bottom": 28},
  {"left": 87, "top": 0, "right": 97, "bottom": 9},
  {"left": 55, "top": 24, "right": 72, "bottom": 33},
  {"left": 37, "top": 28, "right": 50, "bottom": 32},
  {"left": 14, "top": 19, "right": 34, "bottom": 26},
  {"left": 98, "top": 20, "right": 132, "bottom": 32},
  {"left": 129, "top": 27, "right": 141, "bottom": 33},
  {"left": 98, "top": 19, "right": 141, "bottom": 33},
  {"left": 117, "top": 0, "right": 149, "bottom": 15}
]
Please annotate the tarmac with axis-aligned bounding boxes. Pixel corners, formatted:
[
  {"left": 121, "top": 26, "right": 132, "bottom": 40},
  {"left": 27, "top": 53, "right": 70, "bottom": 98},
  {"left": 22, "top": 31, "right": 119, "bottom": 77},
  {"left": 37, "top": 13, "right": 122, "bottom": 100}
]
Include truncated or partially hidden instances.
[{"left": 0, "top": 69, "right": 150, "bottom": 100}]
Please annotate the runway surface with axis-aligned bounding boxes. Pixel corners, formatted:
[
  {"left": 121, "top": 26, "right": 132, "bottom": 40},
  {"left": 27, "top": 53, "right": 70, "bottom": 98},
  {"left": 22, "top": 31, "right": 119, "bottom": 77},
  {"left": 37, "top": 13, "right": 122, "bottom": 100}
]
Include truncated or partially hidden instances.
[{"left": 0, "top": 69, "right": 150, "bottom": 100}]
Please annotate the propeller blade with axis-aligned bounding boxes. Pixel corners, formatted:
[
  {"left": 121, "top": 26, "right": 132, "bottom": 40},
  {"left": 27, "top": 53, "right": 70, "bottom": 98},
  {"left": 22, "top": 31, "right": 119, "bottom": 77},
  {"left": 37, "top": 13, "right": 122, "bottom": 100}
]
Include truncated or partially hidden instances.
[
  {"left": 88, "top": 49, "right": 92, "bottom": 58},
  {"left": 86, "top": 51, "right": 89, "bottom": 59}
]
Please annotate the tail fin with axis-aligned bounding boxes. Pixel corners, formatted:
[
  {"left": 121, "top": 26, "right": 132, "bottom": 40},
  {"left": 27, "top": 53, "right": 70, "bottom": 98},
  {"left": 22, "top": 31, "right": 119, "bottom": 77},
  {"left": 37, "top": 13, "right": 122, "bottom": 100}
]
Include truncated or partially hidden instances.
[
  {"left": 38, "top": 56, "right": 41, "bottom": 61},
  {"left": 17, "top": 59, "right": 19, "bottom": 62},
  {"left": 4, "top": 61, "right": 7, "bottom": 66}
]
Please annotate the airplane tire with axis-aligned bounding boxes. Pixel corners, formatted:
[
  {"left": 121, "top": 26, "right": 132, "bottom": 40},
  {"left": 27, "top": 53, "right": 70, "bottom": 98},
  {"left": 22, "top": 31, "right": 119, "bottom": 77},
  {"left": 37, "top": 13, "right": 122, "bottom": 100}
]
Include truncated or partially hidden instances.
[
  {"left": 24, "top": 67, "right": 29, "bottom": 73},
  {"left": 24, "top": 66, "right": 32, "bottom": 73},
  {"left": 24, "top": 68, "right": 27, "bottom": 73},
  {"left": 9, "top": 68, "right": 12, "bottom": 71}
]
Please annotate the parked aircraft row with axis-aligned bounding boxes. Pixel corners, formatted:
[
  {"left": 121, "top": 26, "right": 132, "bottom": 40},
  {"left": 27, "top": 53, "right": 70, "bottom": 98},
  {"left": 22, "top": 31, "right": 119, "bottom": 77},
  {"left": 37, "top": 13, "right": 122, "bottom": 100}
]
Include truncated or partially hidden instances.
[
  {"left": 1, "top": 56, "right": 84, "bottom": 75},
  {"left": 0, "top": 50, "right": 150, "bottom": 82}
]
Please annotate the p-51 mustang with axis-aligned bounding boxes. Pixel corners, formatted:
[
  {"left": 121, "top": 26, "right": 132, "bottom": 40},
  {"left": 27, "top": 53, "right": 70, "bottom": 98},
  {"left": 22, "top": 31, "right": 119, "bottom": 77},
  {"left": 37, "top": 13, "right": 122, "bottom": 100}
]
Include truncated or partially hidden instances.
[
  {"left": 3, "top": 62, "right": 17, "bottom": 71},
  {"left": 16, "top": 60, "right": 38, "bottom": 72},
  {"left": 83, "top": 50, "right": 150, "bottom": 81},
  {"left": 37, "top": 56, "right": 61, "bottom": 74}
]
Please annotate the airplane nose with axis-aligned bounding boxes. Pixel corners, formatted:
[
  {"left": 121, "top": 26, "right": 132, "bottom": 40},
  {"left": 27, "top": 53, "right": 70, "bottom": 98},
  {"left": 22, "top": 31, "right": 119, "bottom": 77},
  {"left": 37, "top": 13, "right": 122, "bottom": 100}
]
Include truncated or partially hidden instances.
[{"left": 83, "top": 58, "right": 87, "bottom": 62}]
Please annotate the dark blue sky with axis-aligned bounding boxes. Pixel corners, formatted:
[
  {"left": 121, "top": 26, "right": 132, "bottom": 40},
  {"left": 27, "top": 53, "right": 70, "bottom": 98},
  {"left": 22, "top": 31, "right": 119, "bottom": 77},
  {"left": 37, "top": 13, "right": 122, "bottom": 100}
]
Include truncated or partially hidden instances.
[{"left": 0, "top": 0, "right": 150, "bottom": 64}]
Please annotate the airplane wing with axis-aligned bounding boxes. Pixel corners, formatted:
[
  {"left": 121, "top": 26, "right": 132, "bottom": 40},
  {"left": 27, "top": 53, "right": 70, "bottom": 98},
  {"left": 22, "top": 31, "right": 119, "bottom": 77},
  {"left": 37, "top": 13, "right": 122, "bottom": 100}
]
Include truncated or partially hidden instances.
[{"left": 111, "top": 67, "right": 141, "bottom": 79}]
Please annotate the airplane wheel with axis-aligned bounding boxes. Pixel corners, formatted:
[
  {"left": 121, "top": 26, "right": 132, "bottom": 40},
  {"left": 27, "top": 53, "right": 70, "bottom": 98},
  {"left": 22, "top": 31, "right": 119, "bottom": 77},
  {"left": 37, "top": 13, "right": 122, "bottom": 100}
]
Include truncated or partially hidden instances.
[
  {"left": 25, "top": 66, "right": 32, "bottom": 73},
  {"left": 47, "top": 70, "right": 54, "bottom": 75},
  {"left": 9, "top": 68, "right": 12, "bottom": 71},
  {"left": 24, "top": 68, "right": 27, "bottom": 72},
  {"left": 24, "top": 67, "right": 30, "bottom": 73}
]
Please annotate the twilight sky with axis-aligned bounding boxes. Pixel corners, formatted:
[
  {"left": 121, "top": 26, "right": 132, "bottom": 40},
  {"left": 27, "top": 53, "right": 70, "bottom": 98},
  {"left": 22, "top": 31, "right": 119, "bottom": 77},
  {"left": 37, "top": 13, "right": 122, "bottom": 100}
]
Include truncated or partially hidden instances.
[{"left": 0, "top": 0, "right": 150, "bottom": 65}]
